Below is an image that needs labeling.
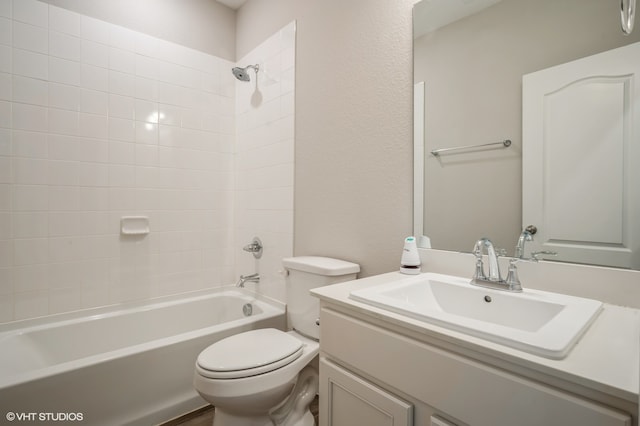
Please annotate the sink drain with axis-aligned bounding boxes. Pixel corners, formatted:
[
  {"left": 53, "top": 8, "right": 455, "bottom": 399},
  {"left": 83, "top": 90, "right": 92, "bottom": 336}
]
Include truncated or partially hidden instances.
[{"left": 484, "top": 295, "right": 492, "bottom": 303}]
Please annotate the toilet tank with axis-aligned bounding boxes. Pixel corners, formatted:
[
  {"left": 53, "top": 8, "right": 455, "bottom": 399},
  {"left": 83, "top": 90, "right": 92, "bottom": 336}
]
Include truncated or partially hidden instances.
[{"left": 283, "top": 256, "right": 359, "bottom": 340}]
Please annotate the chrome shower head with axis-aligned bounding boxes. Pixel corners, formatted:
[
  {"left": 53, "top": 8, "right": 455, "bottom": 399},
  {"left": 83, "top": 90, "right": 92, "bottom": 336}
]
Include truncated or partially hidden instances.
[{"left": 232, "top": 64, "right": 259, "bottom": 82}]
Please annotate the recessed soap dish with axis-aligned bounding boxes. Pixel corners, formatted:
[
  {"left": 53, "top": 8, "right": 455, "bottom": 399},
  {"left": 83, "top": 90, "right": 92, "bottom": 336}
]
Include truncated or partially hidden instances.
[{"left": 121, "top": 216, "right": 150, "bottom": 235}]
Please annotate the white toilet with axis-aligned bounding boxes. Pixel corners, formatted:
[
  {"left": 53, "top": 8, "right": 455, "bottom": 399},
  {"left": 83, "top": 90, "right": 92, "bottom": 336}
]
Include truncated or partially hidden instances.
[{"left": 193, "top": 256, "right": 359, "bottom": 426}]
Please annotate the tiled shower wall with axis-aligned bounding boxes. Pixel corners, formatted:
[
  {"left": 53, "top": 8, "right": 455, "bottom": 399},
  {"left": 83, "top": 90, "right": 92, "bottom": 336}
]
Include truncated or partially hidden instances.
[
  {"left": 234, "top": 22, "right": 295, "bottom": 304},
  {"left": 0, "top": 0, "right": 243, "bottom": 322}
]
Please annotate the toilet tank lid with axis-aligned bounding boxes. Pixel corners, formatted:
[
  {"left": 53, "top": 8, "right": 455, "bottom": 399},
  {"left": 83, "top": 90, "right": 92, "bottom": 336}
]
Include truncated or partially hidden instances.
[{"left": 282, "top": 256, "right": 360, "bottom": 276}]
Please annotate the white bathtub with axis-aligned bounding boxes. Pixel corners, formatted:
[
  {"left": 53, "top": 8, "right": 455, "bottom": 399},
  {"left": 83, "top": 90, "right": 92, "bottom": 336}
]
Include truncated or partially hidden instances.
[{"left": 0, "top": 288, "right": 286, "bottom": 425}]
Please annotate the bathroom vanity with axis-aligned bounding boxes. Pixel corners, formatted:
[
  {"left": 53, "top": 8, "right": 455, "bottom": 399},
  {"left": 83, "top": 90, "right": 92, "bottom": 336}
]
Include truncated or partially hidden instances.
[{"left": 311, "top": 256, "right": 640, "bottom": 426}]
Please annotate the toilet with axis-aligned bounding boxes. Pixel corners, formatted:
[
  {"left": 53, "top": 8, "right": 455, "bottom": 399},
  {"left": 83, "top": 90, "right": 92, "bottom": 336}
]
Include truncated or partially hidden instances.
[{"left": 193, "top": 256, "right": 360, "bottom": 426}]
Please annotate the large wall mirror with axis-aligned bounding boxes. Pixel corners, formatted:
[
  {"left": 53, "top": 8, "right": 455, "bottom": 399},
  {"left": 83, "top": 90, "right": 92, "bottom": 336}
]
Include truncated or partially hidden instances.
[{"left": 413, "top": 0, "right": 640, "bottom": 269}]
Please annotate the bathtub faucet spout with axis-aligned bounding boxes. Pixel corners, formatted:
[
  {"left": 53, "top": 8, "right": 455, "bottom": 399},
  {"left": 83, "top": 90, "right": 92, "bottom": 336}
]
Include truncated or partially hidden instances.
[{"left": 237, "top": 273, "right": 260, "bottom": 287}]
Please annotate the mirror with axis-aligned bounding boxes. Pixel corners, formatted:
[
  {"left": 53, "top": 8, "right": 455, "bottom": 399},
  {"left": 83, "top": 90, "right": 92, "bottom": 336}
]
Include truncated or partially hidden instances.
[{"left": 413, "top": 0, "right": 640, "bottom": 269}]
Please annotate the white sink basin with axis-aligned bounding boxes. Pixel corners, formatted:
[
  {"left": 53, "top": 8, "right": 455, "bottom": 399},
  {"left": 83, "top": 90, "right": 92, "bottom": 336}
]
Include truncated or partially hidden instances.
[{"left": 349, "top": 273, "right": 602, "bottom": 359}]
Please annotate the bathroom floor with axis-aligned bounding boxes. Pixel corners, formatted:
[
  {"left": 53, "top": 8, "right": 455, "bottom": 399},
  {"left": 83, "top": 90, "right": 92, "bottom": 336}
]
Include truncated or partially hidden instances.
[{"left": 162, "top": 396, "right": 319, "bottom": 425}]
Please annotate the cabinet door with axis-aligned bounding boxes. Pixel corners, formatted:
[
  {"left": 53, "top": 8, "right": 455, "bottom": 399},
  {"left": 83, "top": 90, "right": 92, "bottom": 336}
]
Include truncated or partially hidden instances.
[{"left": 320, "top": 357, "right": 413, "bottom": 426}]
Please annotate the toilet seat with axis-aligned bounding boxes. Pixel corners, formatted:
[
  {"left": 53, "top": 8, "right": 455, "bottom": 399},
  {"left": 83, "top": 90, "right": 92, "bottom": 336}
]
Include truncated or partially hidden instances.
[{"left": 196, "top": 328, "right": 304, "bottom": 379}]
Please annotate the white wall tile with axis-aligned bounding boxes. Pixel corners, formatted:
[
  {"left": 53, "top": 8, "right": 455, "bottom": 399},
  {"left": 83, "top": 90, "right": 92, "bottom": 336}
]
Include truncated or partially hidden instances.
[
  {"left": 136, "top": 122, "right": 158, "bottom": 145},
  {"left": 12, "top": 130, "right": 47, "bottom": 159},
  {"left": 12, "top": 185, "right": 48, "bottom": 211},
  {"left": 80, "top": 88, "right": 107, "bottom": 115},
  {"left": 49, "top": 31, "right": 81, "bottom": 62},
  {"left": 109, "top": 70, "right": 134, "bottom": 96},
  {"left": 12, "top": 0, "right": 48, "bottom": 28},
  {"left": 12, "top": 74, "right": 47, "bottom": 106},
  {"left": 108, "top": 164, "right": 134, "bottom": 187},
  {"left": 0, "top": 239, "right": 12, "bottom": 267},
  {"left": 13, "top": 264, "right": 48, "bottom": 292},
  {"left": 81, "top": 16, "right": 109, "bottom": 45},
  {"left": 78, "top": 113, "right": 108, "bottom": 139},
  {"left": 81, "top": 63, "right": 108, "bottom": 92},
  {"left": 108, "top": 117, "right": 135, "bottom": 142},
  {"left": 49, "top": 287, "right": 81, "bottom": 314},
  {"left": 0, "top": 17, "right": 11, "bottom": 45},
  {"left": 108, "top": 93, "right": 134, "bottom": 119},
  {"left": 49, "top": 6, "right": 81, "bottom": 37},
  {"left": 134, "top": 76, "right": 158, "bottom": 101},
  {"left": 49, "top": 56, "right": 81, "bottom": 86},
  {"left": 12, "top": 211, "right": 47, "bottom": 238},
  {"left": 108, "top": 140, "right": 134, "bottom": 164},
  {"left": 81, "top": 39, "right": 108, "bottom": 68},
  {"left": 0, "top": 211, "right": 10, "bottom": 239},
  {"left": 13, "top": 237, "right": 48, "bottom": 265},
  {"left": 48, "top": 186, "right": 78, "bottom": 211},
  {"left": 49, "top": 82, "right": 80, "bottom": 111},
  {"left": 47, "top": 160, "right": 78, "bottom": 186},
  {"left": 109, "top": 25, "right": 135, "bottom": 51},
  {"left": 77, "top": 162, "right": 108, "bottom": 187},
  {"left": 0, "top": 100, "right": 10, "bottom": 128},
  {"left": 0, "top": 0, "right": 10, "bottom": 19},
  {"left": 0, "top": 128, "right": 10, "bottom": 155},
  {"left": 48, "top": 134, "right": 78, "bottom": 161},
  {"left": 12, "top": 21, "right": 47, "bottom": 53},
  {"left": 12, "top": 48, "right": 47, "bottom": 80},
  {"left": 48, "top": 108, "right": 77, "bottom": 135},
  {"left": 11, "top": 157, "right": 49, "bottom": 185},
  {"left": 13, "top": 102, "right": 47, "bottom": 132},
  {"left": 0, "top": 71, "right": 10, "bottom": 100},
  {"left": 109, "top": 47, "right": 134, "bottom": 74},
  {"left": 0, "top": 184, "right": 12, "bottom": 211},
  {"left": 76, "top": 138, "right": 108, "bottom": 163},
  {"left": 13, "top": 289, "right": 48, "bottom": 320},
  {"left": 0, "top": 44, "right": 10, "bottom": 73}
]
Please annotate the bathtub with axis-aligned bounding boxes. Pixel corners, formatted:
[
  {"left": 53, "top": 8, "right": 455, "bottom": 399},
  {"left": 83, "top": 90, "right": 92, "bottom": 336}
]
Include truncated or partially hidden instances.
[{"left": 0, "top": 288, "right": 286, "bottom": 425}]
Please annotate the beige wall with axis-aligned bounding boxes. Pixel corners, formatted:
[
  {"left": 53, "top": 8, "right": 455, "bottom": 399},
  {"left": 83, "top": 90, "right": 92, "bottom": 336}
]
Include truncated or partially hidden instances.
[
  {"left": 237, "top": 0, "right": 415, "bottom": 277},
  {"left": 40, "top": 0, "right": 236, "bottom": 60},
  {"left": 414, "top": 0, "right": 640, "bottom": 255}
]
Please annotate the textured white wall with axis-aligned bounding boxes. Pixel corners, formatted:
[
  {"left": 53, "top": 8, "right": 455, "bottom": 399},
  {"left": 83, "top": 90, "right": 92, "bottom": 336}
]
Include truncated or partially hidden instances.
[{"left": 238, "top": 0, "right": 415, "bottom": 277}]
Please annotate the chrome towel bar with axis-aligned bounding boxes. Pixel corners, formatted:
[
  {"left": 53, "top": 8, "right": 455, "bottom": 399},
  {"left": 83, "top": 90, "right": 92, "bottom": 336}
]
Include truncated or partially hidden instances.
[{"left": 430, "top": 139, "right": 511, "bottom": 157}]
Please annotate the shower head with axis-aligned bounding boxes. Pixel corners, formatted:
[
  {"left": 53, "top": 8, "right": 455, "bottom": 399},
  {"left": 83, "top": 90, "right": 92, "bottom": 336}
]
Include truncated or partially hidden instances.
[{"left": 232, "top": 64, "right": 259, "bottom": 82}]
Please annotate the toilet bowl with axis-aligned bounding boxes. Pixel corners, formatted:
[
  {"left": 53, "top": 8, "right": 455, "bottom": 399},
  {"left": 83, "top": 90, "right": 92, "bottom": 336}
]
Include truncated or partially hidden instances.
[
  {"left": 194, "top": 329, "right": 319, "bottom": 426},
  {"left": 193, "top": 256, "right": 359, "bottom": 426}
]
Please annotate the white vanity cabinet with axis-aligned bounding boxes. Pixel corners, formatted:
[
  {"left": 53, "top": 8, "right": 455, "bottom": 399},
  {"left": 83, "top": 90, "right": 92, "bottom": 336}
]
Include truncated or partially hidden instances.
[
  {"left": 318, "top": 306, "right": 634, "bottom": 426},
  {"left": 320, "top": 358, "right": 413, "bottom": 426}
]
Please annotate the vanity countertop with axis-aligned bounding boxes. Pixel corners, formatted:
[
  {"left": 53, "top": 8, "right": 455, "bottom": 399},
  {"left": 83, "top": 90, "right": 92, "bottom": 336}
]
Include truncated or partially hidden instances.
[{"left": 311, "top": 271, "right": 640, "bottom": 404}]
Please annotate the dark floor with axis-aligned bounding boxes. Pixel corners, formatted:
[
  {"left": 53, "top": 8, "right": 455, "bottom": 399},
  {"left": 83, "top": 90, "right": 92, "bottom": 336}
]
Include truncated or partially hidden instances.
[{"left": 162, "top": 396, "right": 319, "bottom": 425}]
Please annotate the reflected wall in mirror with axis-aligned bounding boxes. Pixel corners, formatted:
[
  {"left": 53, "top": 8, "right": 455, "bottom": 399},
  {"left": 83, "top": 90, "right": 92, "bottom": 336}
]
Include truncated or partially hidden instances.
[{"left": 413, "top": 0, "right": 640, "bottom": 269}]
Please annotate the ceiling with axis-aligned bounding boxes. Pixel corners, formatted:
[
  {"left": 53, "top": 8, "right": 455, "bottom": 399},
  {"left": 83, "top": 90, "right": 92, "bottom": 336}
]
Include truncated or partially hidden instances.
[{"left": 216, "top": 0, "right": 247, "bottom": 10}]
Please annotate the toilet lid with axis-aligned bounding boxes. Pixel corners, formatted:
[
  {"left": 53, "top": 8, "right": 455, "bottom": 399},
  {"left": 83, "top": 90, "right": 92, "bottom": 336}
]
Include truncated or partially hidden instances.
[{"left": 196, "top": 329, "right": 304, "bottom": 379}]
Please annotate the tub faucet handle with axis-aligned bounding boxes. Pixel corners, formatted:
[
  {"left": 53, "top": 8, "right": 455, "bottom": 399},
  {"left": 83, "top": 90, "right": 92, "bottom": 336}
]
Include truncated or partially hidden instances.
[{"left": 243, "top": 237, "right": 263, "bottom": 259}]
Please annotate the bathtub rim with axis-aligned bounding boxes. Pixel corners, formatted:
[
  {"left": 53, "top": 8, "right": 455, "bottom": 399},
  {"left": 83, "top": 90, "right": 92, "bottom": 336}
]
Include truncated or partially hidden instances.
[{"left": 0, "top": 286, "right": 286, "bottom": 390}]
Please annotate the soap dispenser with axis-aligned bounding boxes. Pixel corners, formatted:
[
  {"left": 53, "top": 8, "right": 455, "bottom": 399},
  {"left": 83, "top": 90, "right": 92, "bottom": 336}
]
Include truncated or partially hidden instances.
[{"left": 400, "top": 236, "right": 421, "bottom": 275}]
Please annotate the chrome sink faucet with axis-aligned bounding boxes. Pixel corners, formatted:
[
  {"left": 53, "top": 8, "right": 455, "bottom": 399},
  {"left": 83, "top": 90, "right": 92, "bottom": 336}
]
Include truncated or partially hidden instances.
[{"left": 471, "top": 238, "right": 522, "bottom": 292}]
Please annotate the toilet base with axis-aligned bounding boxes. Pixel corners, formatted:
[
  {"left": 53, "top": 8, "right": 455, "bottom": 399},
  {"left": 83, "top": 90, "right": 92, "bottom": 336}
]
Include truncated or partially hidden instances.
[
  {"left": 210, "top": 366, "right": 318, "bottom": 426},
  {"left": 212, "top": 407, "right": 315, "bottom": 426}
]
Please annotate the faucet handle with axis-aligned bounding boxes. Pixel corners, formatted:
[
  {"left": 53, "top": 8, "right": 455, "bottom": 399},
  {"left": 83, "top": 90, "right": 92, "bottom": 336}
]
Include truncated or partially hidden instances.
[
  {"left": 504, "top": 258, "right": 523, "bottom": 292},
  {"left": 531, "top": 250, "right": 558, "bottom": 262}
]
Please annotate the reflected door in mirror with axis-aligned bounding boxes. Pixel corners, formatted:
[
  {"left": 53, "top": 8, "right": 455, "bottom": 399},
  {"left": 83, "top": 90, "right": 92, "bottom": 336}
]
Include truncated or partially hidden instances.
[{"left": 522, "top": 41, "right": 640, "bottom": 269}]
